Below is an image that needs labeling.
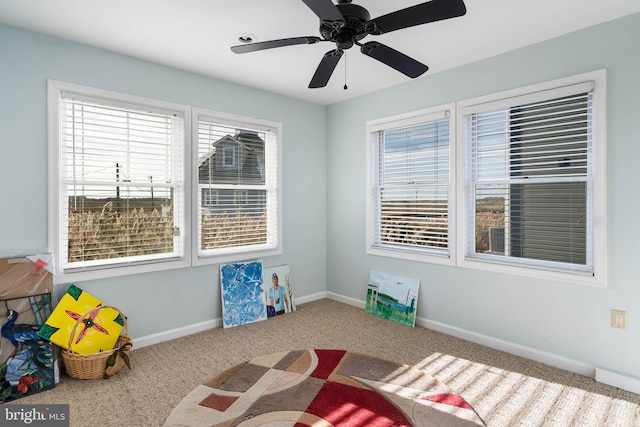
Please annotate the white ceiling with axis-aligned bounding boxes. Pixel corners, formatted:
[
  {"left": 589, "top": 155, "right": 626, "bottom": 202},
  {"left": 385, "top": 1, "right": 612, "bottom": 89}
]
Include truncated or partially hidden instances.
[{"left": 1, "top": 0, "right": 639, "bottom": 105}]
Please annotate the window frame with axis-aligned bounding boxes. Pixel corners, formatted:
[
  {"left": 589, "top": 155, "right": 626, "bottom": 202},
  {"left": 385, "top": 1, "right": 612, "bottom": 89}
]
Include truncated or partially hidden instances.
[
  {"left": 47, "top": 80, "right": 192, "bottom": 282},
  {"left": 365, "top": 104, "right": 457, "bottom": 266},
  {"left": 191, "top": 107, "right": 282, "bottom": 266},
  {"left": 456, "top": 70, "right": 607, "bottom": 287},
  {"left": 366, "top": 71, "right": 606, "bottom": 287}
]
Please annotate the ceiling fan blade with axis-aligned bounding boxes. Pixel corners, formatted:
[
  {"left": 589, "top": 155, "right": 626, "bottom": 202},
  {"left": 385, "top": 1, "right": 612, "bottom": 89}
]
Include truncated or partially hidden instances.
[
  {"left": 366, "top": 0, "right": 466, "bottom": 35},
  {"left": 360, "top": 42, "right": 428, "bottom": 78},
  {"left": 300, "top": 0, "right": 345, "bottom": 27},
  {"left": 309, "top": 49, "right": 344, "bottom": 88},
  {"left": 231, "top": 36, "right": 322, "bottom": 54}
]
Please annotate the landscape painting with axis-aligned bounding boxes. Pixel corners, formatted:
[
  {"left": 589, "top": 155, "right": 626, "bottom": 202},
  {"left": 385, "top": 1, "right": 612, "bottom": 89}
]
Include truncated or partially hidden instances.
[
  {"left": 263, "top": 265, "right": 295, "bottom": 318},
  {"left": 366, "top": 270, "right": 420, "bottom": 327},
  {"left": 220, "top": 260, "right": 267, "bottom": 328}
]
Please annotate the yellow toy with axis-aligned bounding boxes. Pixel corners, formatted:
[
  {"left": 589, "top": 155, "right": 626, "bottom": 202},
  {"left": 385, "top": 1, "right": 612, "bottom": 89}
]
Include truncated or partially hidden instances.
[{"left": 38, "top": 285, "right": 124, "bottom": 354}]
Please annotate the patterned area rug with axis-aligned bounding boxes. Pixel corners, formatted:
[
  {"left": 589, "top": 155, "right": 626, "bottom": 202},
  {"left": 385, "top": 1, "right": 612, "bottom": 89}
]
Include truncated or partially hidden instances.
[{"left": 163, "top": 349, "right": 486, "bottom": 427}]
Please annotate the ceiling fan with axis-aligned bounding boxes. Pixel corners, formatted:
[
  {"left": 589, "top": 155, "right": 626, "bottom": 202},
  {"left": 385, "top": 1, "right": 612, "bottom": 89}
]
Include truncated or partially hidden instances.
[{"left": 231, "top": 0, "right": 467, "bottom": 88}]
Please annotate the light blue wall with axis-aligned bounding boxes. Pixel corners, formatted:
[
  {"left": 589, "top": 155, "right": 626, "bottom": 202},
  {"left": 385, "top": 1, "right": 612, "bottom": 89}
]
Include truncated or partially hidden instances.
[
  {"left": 0, "top": 24, "right": 327, "bottom": 337},
  {"left": 2, "top": 11, "right": 639, "bottom": 381},
  {"left": 326, "top": 12, "right": 640, "bottom": 378}
]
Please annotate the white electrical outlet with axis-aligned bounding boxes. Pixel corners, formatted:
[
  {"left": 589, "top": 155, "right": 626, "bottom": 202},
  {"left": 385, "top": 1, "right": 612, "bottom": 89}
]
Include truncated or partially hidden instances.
[{"left": 611, "top": 309, "right": 627, "bottom": 330}]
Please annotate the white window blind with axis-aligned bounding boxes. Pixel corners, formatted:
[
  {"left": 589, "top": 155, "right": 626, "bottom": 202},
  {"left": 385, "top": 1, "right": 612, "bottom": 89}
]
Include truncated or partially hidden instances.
[
  {"left": 464, "top": 82, "right": 594, "bottom": 271},
  {"left": 58, "top": 92, "right": 185, "bottom": 271},
  {"left": 196, "top": 114, "right": 279, "bottom": 257},
  {"left": 370, "top": 112, "right": 451, "bottom": 255}
]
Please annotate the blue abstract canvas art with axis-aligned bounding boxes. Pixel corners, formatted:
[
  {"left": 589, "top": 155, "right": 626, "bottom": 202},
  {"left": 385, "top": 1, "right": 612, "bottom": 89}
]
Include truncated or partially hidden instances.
[{"left": 220, "top": 261, "right": 267, "bottom": 328}]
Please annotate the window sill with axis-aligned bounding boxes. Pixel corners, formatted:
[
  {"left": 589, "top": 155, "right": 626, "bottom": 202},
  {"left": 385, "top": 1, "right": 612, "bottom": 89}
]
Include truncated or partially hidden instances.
[
  {"left": 52, "top": 258, "right": 191, "bottom": 284},
  {"left": 366, "top": 246, "right": 455, "bottom": 267},
  {"left": 458, "top": 256, "right": 606, "bottom": 288},
  {"left": 192, "top": 246, "right": 283, "bottom": 267}
]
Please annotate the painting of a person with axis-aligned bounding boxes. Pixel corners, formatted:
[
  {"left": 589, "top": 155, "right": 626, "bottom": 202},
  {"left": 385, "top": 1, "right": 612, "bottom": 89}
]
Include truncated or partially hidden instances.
[{"left": 268, "top": 272, "right": 289, "bottom": 315}]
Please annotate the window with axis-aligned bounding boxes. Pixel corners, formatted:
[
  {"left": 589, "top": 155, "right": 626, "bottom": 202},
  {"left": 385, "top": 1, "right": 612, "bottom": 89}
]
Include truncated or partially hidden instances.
[
  {"left": 48, "top": 81, "right": 190, "bottom": 280},
  {"left": 194, "top": 108, "right": 281, "bottom": 263},
  {"left": 49, "top": 83, "right": 283, "bottom": 278},
  {"left": 366, "top": 105, "right": 455, "bottom": 264},
  {"left": 458, "top": 70, "right": 606, "bottom": 286},
  {"left": 222, "top": 146, "right": 236, "bottom": 167},
  {"left": 367, "top": 71, "right": 606, "bottom": 286}
]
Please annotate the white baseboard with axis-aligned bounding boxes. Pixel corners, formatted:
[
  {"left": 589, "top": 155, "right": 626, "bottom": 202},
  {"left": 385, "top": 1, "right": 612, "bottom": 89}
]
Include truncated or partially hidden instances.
[
  {"left": 326, "top": 291, "right": 365, "bottom": 309},
  {"left": 418, "top": 317, "right": 595, "bottom": 377},
  {"left": 326, "top": 293, "right": 592, "bottom": 377},
  {"left": 294, "top": 291, "right": 328, "bottom": 305},
  {"left": 133, "top": 291, "right": 329, "bottom": 350},
  {"left": 595, "top": 368, "right": 640, "bottom": 394},
  {"left": 132, "top": 292, "right": 640, "bottom": 395},
  {"left": 133, "top": 318, "right": 222, "bottom": 350},
  {"left": 326, "top": 293, "right": 640, "bottom": 394}
]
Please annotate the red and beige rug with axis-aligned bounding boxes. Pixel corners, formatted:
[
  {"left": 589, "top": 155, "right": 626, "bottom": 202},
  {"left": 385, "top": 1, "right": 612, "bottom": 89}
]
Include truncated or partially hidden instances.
[{"left": 163, "top": 349, "right": 486, "bottom": 427}]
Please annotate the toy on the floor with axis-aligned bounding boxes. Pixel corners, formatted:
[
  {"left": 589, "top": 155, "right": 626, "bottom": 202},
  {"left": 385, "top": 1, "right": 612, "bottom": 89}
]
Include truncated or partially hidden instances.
[{"left": 38, "top": 284, "right": 124, "bottom": 354}]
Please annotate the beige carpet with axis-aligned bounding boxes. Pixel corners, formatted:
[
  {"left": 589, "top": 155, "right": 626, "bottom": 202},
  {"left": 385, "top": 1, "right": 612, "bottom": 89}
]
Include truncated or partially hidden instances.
[{"left": 8, "top": 298, "right": 640, "bottom": 426}]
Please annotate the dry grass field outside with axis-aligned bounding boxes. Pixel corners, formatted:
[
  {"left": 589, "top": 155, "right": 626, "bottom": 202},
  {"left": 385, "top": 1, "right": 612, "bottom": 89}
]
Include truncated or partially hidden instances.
[
  {"left": 475, "top": 197, "right": 506, "bottom": 253},
  {"left": 67, "top": 199, "right": 503, "bottom": 263},
  {"left": 200, "top": 212, "right": 266, "bottom": 249},
  {"left": 67, "top": 202, "right": 175, "bottom": 262},
  {"left": 67, "top": 202, "right": 267, "bottom": 262},
  {"left": 380, "top": 215, "right": 449, "bottom": 248},
  {"left": 379, "top": 198, "right": 505, "bottom": 253}
]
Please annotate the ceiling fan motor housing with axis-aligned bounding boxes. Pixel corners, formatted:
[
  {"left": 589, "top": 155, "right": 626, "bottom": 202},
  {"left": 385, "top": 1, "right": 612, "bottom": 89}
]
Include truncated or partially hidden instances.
[{"left": 320, "top": 3, "right": 370, "bottom": 49}]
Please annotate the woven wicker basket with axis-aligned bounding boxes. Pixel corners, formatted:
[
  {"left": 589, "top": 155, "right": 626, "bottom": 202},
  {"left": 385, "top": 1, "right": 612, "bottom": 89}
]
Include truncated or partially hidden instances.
[{"left": 61, "top": 306, "right": 132, "bottom": 380}]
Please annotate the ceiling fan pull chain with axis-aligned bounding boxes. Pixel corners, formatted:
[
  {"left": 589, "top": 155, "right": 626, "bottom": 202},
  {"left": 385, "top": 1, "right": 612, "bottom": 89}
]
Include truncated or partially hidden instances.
[{"left": 343, "top": 51, "right": 348, "bottom": 90}]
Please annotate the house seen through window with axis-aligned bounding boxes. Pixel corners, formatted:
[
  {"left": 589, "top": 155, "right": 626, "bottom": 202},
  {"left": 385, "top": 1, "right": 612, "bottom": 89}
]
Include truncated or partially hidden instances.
[{"left": 196, "top": 111, "right": 279, "bottom": 259}]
